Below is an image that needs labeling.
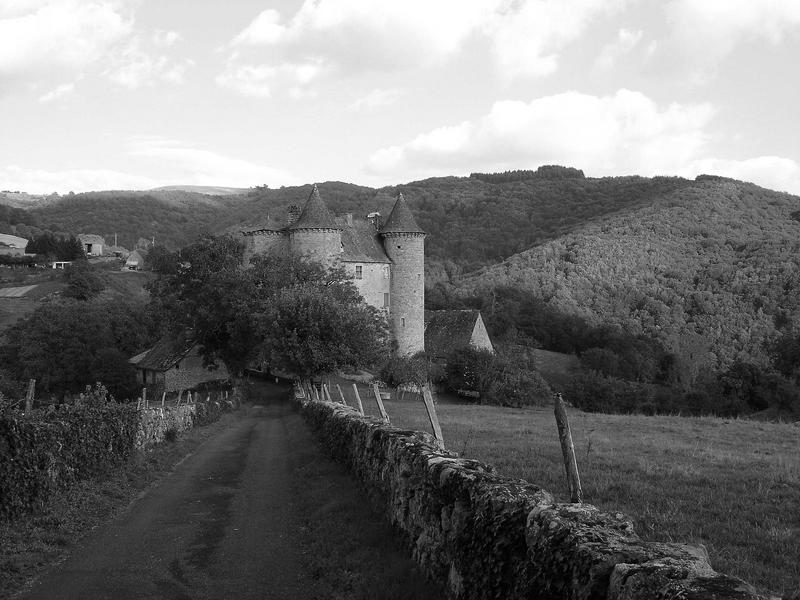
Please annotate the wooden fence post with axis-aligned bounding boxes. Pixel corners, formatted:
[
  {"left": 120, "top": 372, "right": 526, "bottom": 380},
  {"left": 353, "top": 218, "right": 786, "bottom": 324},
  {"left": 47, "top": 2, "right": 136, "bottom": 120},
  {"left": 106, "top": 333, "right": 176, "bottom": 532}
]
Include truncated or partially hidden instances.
[
  {"left": 335, "top": 384, "right": 347, "bottom": 405},
  {"left": 352, "top": 383, "right": 364, "bottom": 415},
  {"left": 142, "top": 388, "right": 147, "bottom": 409},
  {"left": 554, "top": 393, "right": 583, "bottom": 503},
  {"left": 323, "top": 384, "right": 333, "bottom": 403},
  {"left": 371, "top": 383, "right": 390, "bottom": 423},
  {"left": 24, "top": 379, "right": 35, "bottom": 412},
  {"left": 421, "top": 385, "right": 445, "bottom": 449},
  {"left": 161, "top": 392, "right": 166, "bottom": 408}
]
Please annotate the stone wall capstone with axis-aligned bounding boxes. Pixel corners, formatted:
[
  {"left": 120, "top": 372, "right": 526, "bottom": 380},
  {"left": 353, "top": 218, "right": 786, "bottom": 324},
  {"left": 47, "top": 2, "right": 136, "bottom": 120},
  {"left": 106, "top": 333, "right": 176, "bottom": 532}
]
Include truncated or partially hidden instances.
[{"left": 295, "top": 392, "right": 765, "bottom": 600}]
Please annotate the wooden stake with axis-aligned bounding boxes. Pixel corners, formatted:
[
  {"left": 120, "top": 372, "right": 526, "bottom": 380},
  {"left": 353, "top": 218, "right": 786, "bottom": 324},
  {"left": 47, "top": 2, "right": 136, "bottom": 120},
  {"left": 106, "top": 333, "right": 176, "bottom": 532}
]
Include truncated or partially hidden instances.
[
  {"left": 24, "top": 379, "right": 35, "bottom": 412},
  {"left": 554, "top": 393, "right": 583, "bottom": 503},
  {"left": 372, "top": 383, "right": 390, "bottom": 423},
  {"left": 142, "top": 388, "right": 147, "bottom": 409},
  {"left": 161, "top": 392, "right": 166, "bottom": 408},
  {"left": 421, "top": 385, "right": 445, "bottom": 449},
  {"left": 352, "top": 383, "right": 364, "bottom": 415},
  {"left": 323, "top": 384, "right": 333, "bottom": 403},
  {"left": 335, "top": 384, "right": 347, "bottom": 405}
]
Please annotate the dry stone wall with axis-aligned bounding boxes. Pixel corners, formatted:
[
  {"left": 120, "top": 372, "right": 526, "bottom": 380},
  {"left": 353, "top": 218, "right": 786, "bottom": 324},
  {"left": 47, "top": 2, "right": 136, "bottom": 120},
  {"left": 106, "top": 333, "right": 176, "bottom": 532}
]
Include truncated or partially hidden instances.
[{"left": 296, "top": 393, "right": 765, "bottom": 600}]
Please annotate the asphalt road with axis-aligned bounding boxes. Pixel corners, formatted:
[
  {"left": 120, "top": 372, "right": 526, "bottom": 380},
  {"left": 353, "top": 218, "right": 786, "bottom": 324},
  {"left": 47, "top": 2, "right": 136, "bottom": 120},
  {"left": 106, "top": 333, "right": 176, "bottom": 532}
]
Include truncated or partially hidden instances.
[{"left": 19, "top": 382, "right": 312, "bottom": 600}]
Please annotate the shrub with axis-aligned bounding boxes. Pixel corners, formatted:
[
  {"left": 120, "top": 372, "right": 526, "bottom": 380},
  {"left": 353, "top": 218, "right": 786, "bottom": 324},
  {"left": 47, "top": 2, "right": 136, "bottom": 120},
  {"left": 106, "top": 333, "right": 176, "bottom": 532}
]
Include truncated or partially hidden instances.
[{"left": 380, "top": 353, "right": 429, "bottom": 388}]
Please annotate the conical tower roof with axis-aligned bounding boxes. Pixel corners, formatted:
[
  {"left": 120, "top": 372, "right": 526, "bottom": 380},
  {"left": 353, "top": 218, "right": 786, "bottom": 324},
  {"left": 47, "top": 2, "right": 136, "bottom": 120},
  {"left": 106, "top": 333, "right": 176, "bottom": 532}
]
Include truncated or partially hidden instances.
[
  {"left": 380, "top": 193, "right": 424, "bottom": 235},
  {"left": 288, "top": 184, "right": 341, "bottom": 230}
]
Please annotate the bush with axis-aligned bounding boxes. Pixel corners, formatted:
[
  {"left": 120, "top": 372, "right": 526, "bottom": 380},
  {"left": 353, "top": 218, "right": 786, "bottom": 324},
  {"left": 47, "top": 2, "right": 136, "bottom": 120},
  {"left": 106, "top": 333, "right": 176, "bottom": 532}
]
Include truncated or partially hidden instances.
[
  {"left": 564, "top": 371, "right": 655, "bottom": 414},
  {"left": 0, "top": 402, "right": 139, "bottom": 520},
  {"left": 380, "top": 353, "right": 428, "bottom": 388}
]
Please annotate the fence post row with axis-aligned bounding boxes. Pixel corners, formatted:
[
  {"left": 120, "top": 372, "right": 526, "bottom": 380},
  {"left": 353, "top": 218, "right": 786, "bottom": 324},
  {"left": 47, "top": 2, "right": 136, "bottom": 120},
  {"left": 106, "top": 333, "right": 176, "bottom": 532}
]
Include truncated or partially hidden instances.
[
  {"left": 371, "top": 383, "right": 390, "bottom": 423},
  {"left": 553, "top": 393, "right": 583, "bottom": 503},
  {"left": 421, "top": 385, "right": 445, "bottom": 449},
  {"left": 352, "top": 383, "right": 365, "bottom": 415}
]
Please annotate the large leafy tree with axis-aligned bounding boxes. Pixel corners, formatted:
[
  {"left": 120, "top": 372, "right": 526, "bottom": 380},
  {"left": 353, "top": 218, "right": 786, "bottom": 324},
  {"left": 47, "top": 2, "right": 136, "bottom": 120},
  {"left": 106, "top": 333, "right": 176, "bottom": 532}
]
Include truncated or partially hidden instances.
[{"left": 148, "top": 234, "right": 389, "bottom": 379}]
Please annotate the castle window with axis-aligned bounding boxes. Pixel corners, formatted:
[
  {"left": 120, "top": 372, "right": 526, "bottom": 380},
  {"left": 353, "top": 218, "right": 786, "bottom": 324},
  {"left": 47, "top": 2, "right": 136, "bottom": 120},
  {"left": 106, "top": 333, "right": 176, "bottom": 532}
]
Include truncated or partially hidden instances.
[
  {"left": 383, "top": 293, "right": 389, "bottom": 307},
  {"left": 383, "top": 265, "right": 389, "bottom": 279},
  {"left": 355, "top": 265, "right": 362, "bottom": 279},
  {"left": 401, "top": 317, "right": 405, "bottom": 327}
]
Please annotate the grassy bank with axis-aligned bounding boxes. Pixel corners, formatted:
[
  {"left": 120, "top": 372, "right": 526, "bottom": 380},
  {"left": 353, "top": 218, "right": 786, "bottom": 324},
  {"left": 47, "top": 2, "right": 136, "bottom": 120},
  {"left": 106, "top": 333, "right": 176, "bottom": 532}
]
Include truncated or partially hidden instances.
[{"left": 345, "top": 387, "right": 798, "bottom": 598}]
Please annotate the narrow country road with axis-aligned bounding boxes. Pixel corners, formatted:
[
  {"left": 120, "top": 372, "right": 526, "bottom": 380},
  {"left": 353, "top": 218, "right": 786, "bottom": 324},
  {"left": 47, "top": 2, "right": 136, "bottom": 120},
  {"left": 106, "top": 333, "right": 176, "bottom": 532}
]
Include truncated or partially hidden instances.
[{"left": 19, "top": 382, "right": 313, "bottom": 600}]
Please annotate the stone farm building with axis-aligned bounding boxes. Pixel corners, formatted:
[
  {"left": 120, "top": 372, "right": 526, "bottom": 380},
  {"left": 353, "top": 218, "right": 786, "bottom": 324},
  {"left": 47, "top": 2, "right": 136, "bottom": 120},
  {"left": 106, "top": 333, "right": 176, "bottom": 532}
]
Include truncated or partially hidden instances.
[
  {"left": 78, "top": 234, "right": 104, "bottom": 256},
  {"left": 425, "top": 309, "right": 494, "bottom": 359},
  {"left": 130, "top": 337, "right": 230, "bottom": 393},
  {"left": 240, "top": 185, "right": 425, "bottom": 355}
]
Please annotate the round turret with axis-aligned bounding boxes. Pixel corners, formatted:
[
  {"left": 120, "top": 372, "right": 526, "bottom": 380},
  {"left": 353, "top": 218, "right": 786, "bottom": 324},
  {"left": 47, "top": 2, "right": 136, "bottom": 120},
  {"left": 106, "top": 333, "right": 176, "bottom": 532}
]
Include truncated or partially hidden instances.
[
  {"left": 288, "top": 184, "right": 342, "bottom": 266},
  {"left": 381, "top": 193, "right": 425, "bottom": 355}
]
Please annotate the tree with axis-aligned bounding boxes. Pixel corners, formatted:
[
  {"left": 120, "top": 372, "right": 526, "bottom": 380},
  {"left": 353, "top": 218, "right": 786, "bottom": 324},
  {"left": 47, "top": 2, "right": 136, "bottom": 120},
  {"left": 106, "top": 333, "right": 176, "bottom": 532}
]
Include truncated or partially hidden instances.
[
  {"left": 62, "top": 260, "right": 105, "bottom": 300},
  {"left": 147, "top": 235, "right": 390, "bottom": 379}
]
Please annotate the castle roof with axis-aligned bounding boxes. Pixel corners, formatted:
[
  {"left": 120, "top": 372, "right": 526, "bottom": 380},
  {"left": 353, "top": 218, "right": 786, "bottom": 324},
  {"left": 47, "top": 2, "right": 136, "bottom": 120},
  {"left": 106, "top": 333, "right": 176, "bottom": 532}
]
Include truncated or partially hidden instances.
[
  {"left": 380, "top": 193, "right": 424, "bottom": 235},
  {"left": 288, "top": 184, "right": 341, "bottom": 231},
  {"left": 337, "top": 216, "right": 390, "bottom": 263}
]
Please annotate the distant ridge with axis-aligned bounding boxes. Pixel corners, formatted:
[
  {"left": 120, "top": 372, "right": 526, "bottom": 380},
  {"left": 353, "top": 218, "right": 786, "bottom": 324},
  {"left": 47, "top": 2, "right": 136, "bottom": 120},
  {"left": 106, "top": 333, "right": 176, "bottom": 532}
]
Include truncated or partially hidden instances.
[{"left": 149, "top": 185, "right": 249, "bottom": 196}]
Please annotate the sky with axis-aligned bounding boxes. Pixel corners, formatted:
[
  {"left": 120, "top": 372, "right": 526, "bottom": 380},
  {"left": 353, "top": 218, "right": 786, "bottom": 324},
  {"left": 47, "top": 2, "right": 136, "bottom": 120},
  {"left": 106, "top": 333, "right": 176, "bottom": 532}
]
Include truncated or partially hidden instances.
[{"left": 1, "top": 0, "right": 799, "bottom": 195}]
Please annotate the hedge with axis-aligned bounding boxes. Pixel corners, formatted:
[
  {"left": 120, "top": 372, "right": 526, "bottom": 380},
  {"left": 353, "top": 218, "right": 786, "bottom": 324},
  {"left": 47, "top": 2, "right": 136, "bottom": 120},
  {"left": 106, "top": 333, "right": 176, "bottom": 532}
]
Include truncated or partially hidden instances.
[{"left": 0, "top": 404, "right": 140, "bottom": 520}]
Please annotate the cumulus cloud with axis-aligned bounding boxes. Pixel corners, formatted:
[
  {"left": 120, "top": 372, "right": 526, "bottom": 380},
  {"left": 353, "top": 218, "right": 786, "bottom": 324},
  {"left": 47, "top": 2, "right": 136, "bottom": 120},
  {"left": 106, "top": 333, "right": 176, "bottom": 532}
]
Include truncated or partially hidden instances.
[
  {"left": 106, "top": 35, "right": 194, "bottom": 88},
  {"left": 127, "top": 136, "right": 297, "bottom": 187},
  {"left": 488, "top": 0, "right": 628, "bottom": 79},
  {"left": 215, "top": 59, "right": 324, "bottom": 98},
  {"left": 366, "top": 89, "right": 714, "bottom": 178},
  {"left": 594, "top": 28, "right": 643, "bottom": 71},
  {"left": 664, "top": 0, "right": 800, "bottom": 77},
  {"left": 0, "top": 0, "right": 132, "bottom": 80},
  {"left": 218, "top": 0, "right": 624, "bottom": 96}
]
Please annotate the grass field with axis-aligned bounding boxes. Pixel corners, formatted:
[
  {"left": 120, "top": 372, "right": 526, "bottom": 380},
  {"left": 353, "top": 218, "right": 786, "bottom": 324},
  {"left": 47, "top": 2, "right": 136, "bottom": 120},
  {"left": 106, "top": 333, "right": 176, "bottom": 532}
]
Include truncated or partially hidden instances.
[{"left": 336, "top": 384, "right": 799, "bottom": 598}]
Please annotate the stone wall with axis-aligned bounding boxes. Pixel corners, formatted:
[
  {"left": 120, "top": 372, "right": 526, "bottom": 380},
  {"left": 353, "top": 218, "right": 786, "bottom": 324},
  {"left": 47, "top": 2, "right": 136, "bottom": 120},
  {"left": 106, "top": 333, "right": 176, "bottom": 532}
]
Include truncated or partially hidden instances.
[
  {"left": 136, "top": 404, "right": 198, "bottom": 449},
  {"left": 296, "top": 393, "right": 764, "bottom": 600}
]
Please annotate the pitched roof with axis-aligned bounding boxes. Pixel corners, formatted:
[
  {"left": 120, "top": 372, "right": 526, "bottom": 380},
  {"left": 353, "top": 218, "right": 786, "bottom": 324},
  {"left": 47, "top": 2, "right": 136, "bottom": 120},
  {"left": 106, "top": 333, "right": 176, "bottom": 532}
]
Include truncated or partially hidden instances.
[
  {"left": 131, "top": 336, "right": 195, "bottom": 371},
  {"left": 424, "top": 310, "right": 482, "bottom": 354},
  {"left": 126, "top": 250, "right": 145, "bottom": 264},
  {"left": 78, "top": 234, "right": 105, "bottom": 244},
  {"left": 337, "top": 215, "right": 390, "bottom": 263},
  {"left": 287, "top": 184, "right": 341, "bottom": 230},
  {"left": 380, "top": 193, "right": 424, "bottom": 235}
]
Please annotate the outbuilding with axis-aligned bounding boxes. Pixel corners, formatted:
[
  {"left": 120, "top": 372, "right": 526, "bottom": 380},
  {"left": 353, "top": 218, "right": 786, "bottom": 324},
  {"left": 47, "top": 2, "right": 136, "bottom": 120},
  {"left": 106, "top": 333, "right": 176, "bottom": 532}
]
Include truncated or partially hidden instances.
[{"left": 130, "top": 337, "right": 230, "bottom": 393}]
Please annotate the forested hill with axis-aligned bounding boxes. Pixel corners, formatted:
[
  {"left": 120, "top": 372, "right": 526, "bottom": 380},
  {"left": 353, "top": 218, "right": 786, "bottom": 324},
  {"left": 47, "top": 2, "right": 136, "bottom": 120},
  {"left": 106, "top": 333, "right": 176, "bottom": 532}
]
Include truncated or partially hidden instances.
[{"left": 445, "top": 178, "right": 800, "bottom": 371}]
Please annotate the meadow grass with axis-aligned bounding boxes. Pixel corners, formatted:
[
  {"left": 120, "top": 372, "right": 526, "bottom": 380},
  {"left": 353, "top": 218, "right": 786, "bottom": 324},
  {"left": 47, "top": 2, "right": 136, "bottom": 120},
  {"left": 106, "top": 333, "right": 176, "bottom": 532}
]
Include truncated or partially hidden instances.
[{"left": 341, "top": 384, "right": 799, "bottom": 598}]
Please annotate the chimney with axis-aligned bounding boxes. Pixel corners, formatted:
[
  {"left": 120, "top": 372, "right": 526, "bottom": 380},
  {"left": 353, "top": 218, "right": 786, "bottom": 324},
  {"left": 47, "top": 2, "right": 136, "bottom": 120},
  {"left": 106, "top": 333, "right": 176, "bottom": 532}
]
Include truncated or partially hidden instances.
[
  {"left": 287, "top": 204, "right": 301, "bottom": 224},
  {"left": 345, "top": 213, "right": 353, "bottom": 227},
  {"left": 367, "top": 211, "right": 381, "bottom": 231}
]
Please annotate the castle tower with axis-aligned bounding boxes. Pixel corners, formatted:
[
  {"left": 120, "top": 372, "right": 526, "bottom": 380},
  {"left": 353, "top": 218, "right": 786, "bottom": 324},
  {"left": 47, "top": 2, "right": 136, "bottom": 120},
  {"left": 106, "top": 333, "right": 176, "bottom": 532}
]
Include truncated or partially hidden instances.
[
  {"left": 288, "top": 184, "right": 342, "bottom": 265},
  {"left": 381, "top": 193, "right": 425, "bottom": 355}
]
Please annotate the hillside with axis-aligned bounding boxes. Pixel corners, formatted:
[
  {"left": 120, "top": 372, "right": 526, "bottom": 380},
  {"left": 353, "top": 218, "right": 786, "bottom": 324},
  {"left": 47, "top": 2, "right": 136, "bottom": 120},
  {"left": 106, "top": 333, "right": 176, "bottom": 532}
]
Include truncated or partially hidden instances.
[{"left": 447, "top": 178, "right": 800, "bottom": 371}]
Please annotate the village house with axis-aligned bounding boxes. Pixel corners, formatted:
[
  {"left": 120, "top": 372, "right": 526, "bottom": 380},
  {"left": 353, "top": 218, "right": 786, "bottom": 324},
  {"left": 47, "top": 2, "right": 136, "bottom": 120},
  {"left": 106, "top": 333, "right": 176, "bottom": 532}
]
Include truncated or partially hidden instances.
[
  {"left": 129, "top": 337, "right": 230, "bottom": 393},
  {"left": 78, "top": 234, "right": 104, "bottom": 256},
  {"left": 124, "top": 250, "right": 145, "bottom": 271}
]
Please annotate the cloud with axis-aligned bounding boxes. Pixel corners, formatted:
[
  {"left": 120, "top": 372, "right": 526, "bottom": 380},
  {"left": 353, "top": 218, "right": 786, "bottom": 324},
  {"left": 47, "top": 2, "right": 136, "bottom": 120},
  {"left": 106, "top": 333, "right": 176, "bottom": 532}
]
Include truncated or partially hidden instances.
[
  {"left": 688, "top": 156, "right": 800, "bottom": 195},
  {"left": 127, "top": 136, "right": 297, "bottom": 187},
  {"left": 594, "top": 28, "right": 643, "bottom": 71},
  {"left": 664, "top": 0, "right": 800, "bottom": 77},
  {"left": 218, "top": 0, "right": 623, "bottom": 96},
  {"left": 38, "top": 81, "right": 74, "bottom": 102},
  {"left": 366, "top": 89, "right": 714, "bottom": 178},
  {"left": 349, "top": 88, "right": 402, "bottom": 111},
  {"left": 215, "top": 59, "right": 324, "bottom": 98},
  {"left": 106, "top": 36, "right": 194, "bottom": 88},
  {"left": 488, "top": 0, "right": 628, "bottom": 79},
  {"left": 0, "top": 164, "right": 158, "bottom": 194},
  {"left": 0, "top": 0, "right": 132, "bottom": 79}
]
